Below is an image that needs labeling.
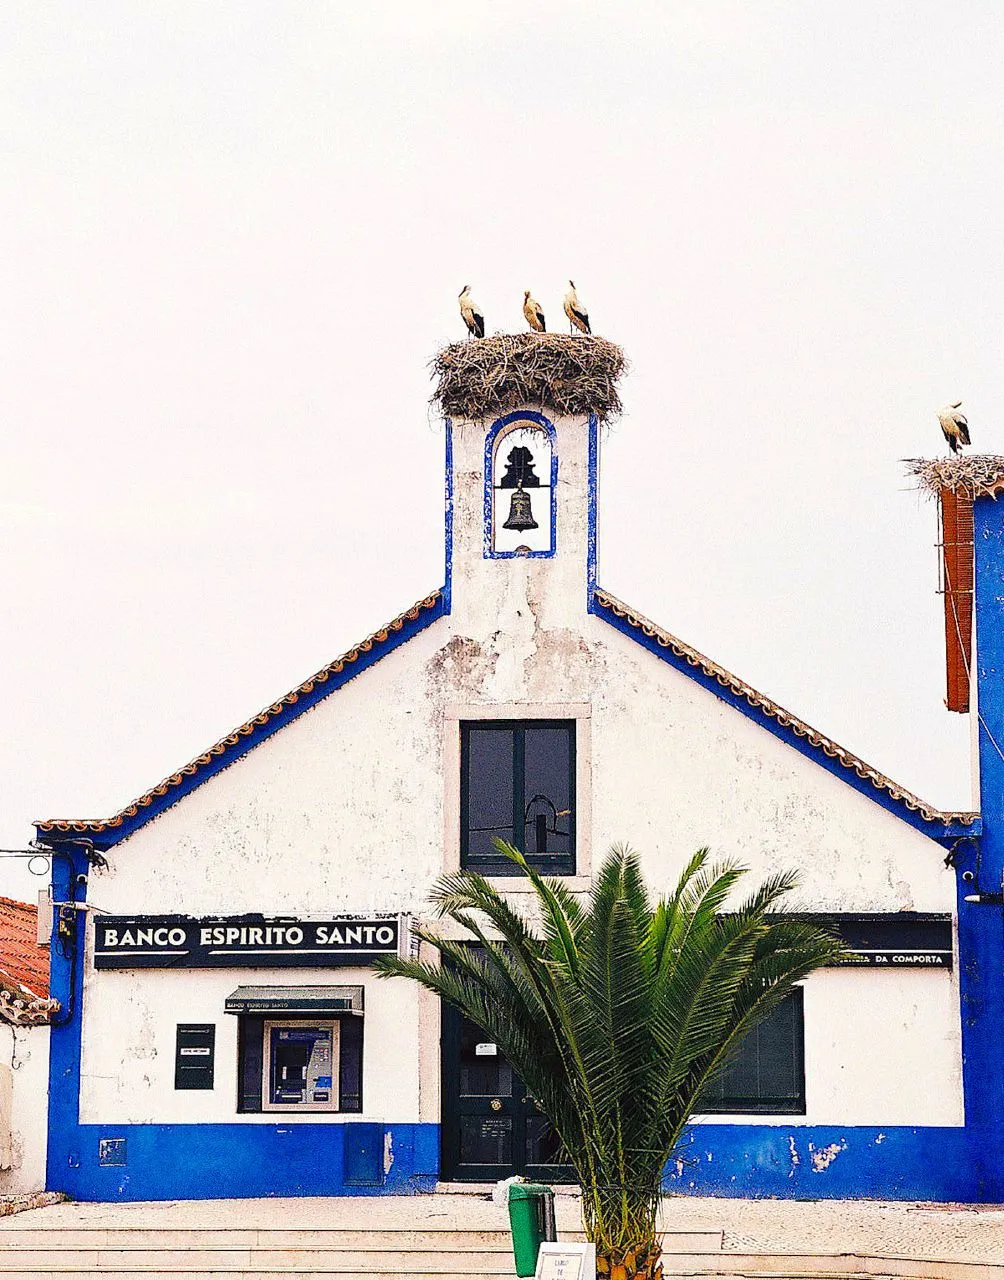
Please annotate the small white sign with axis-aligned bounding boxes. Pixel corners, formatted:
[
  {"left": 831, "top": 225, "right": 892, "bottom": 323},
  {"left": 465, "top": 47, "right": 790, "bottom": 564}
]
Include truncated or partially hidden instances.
[
  {"left": 475, "top": 1042, "right": 498, "bottom": 1056},
  {"left": 535, "top": 1242, "right": 596, "bottom": 1280},
  {"left": 179, "top": 1047, "right": 211, "bottom": 1057}
]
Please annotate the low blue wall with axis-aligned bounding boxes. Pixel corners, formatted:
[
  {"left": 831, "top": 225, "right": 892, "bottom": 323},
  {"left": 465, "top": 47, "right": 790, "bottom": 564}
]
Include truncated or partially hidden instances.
[
  {"left": 51, "top": 1119, "right": 991, "bottom": 1202},
  {"left": 54, "top": 1122, "right": 440, "bottom": 1201},
  {"left": 668, "top": 1124, "right": 986, "bottom": 1201}
]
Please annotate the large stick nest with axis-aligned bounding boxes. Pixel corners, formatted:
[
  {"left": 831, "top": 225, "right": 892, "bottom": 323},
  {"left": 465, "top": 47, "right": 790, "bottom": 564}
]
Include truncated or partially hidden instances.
[
  {"left": 905, "top": 455, "right": 1004, "bottom": 498},
  {"left": 431, "top": 333, "right": 627, "bottom": 423}
]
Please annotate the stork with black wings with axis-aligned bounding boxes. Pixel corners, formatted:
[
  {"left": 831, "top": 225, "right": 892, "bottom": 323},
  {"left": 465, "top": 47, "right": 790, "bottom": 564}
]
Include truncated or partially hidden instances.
[
  {"left": 458, "top": 285, "right": 485, "bottom": 339},
  {"left": 938, "top": 402, "right": 971, "bottom": 455},
  {"left": 563, "top": 280, "right": 591, "bottom": 335}
]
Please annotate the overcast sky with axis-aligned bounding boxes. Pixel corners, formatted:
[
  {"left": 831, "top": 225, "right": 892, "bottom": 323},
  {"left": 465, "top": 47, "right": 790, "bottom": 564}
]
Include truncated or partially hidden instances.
[{"left": 2, "top": 2, "right": 1001, "bottom": 900}]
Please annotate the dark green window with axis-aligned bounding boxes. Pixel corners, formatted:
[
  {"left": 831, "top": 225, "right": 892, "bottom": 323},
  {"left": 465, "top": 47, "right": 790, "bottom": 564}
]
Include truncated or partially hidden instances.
[
  {"left": 461, "top": 721, "right": 575, "bottom": 876},
  {"left": 700, "top": 989, "right": 805, "bottom": 1115}
]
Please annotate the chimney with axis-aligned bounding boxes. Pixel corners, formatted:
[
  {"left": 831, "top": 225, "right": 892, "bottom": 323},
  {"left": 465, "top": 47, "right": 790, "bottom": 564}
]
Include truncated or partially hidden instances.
[{"left": 939, "top": 485, "right": 974, "bottom": 712}]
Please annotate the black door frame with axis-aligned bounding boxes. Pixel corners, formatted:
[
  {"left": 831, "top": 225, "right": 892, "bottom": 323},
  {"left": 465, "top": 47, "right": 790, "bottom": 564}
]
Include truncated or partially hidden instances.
[{"left": 439, "top": 999, "right": 574, "bottom": 1182}]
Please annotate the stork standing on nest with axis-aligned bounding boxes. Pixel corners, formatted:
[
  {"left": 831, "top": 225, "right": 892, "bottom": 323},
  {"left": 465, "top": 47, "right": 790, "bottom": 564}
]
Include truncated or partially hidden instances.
[
  {"left": 523, "top": 290, "right": 546, "bottom": 333},
  {"left": 938, "top": 402, "right": 971, "bottom": 455},
  {"left": 458, "top": 285, "right": 485, "bottom": 339},
  {"left": 563, "top": 280, "right": 591, "bottom": 335}
]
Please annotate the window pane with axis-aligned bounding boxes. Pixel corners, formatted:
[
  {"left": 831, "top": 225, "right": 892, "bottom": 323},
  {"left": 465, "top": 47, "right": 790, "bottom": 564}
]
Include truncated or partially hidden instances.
[
  {"left": 756, "top": 995, "right": 798, "bottom": 1100},
  {"left": 465, "top": 727, "right": 515, "bottom": 857},
  {"left": 459, "top": 1018, "right": 513, "bottom": 1097},
  {"left": 523, "top": 726, "right": 572, "bottom": 856},
  {"left": 702, "top": 991, "right": 803, "bottom": 1114}
]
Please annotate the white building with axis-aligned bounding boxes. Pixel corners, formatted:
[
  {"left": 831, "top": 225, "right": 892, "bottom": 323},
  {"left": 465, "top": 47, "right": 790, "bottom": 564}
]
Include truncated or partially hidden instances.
[{"left": 36, "top": 338, "right": 1004, "bottom": 1201}]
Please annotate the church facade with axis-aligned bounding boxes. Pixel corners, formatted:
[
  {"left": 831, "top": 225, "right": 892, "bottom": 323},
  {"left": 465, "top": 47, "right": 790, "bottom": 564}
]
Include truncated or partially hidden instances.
[{"left": 37, "top": 352, "right": 1004, "bottom": 1201}]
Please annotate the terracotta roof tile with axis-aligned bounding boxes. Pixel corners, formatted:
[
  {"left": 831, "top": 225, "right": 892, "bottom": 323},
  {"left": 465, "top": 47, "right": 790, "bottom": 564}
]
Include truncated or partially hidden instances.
[{"left": 0, "top": 897, "right": 48, "bottom": 1000}]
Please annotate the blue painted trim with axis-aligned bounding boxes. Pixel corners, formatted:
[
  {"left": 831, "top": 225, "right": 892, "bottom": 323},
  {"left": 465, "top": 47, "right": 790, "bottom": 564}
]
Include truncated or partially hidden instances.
[
  {"left": 50, "top": 1122, "right": 440, "bottom": 1201},
  {"left": 586, "top": 414, "right": 599, "bottom": 600},
  {"left": 668, "top": 1123, "right": 989, "bottom": 1201},
  {"left": 483, "top": 410, "right": 558, "bottom": 560},
  {"left": 46, "top": 846, "right": 89, "bottom": 1191},
  {"left": 443, "top": 422, "right": 454, "bottom": 614},
  {"left": 48, "top": 1116, "right": 998, "bottom": 1202},
  {"left": 952, "top": 494, "right": 1004, "bottom": 1193},
  {"left": 38, "top": 593, "right": 448, "bottom": 850},
  {"left": 589, "top": 592, "right": 977, "bottom": 844}
]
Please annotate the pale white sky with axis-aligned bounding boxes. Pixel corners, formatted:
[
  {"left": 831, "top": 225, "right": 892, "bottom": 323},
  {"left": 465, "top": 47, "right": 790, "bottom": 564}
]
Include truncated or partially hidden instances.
[{"left": 3, "top": 2, "right": 1001, "bottom": 898}]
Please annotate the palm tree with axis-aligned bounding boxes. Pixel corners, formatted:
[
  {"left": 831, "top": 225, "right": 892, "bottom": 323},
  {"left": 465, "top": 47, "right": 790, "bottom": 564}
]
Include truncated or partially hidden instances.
[{"left": 376, "top": 843, "right": 843, "bottom": 1280}]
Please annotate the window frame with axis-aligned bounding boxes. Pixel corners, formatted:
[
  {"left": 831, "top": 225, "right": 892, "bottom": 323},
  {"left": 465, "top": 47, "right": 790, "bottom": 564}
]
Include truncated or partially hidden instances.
[
  {"left": 460, "top": 719, "right": 576, "bottom": 876},
  {"left": 236, "top": 1013, "right": 363, "bottom": 1115},
  {"left": 699, "top": 987, "right": 806, "bottom": 1116}
]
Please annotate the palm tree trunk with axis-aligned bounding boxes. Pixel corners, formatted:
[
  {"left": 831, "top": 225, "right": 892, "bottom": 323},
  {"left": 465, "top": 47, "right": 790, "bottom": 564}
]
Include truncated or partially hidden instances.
[{"left": 595, "top": 1240, "right": 663, "bottom": 1280}]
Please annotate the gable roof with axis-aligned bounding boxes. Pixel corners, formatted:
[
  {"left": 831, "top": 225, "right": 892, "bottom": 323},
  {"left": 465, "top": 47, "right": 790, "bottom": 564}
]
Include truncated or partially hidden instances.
[
  {"left": 590, "top": 589, "right": 978, "bottom": 841},
  {"left": 37, "top": 590, "right": 445, "bottom": 844},
  {"left": 35, "top": 578, "right": 976, "bottom": 851}
]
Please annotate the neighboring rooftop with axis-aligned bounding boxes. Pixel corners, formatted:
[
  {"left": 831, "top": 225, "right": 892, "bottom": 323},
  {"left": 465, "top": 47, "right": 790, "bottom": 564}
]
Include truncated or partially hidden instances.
[
  {"left": 431, "top": 333, "right": 627, "bottom": 423},
  {"left": 0, "top": 896, "right": 55, "bottom": 1024}
]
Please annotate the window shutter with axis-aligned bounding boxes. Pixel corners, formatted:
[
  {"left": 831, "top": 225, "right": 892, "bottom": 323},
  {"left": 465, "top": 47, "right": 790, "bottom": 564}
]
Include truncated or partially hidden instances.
[
  {"left": 339, "top": 1015, "right": 363, "bottom": 1113},
  {"left": 237, "top": 1016, "right": 264, "bottom": 1113}
]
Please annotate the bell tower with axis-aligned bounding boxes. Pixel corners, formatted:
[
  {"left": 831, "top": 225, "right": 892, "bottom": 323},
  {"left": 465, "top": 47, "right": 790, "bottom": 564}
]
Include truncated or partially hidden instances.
[{"left": 434, "top": 333, "right": 624, "bottom": 637}]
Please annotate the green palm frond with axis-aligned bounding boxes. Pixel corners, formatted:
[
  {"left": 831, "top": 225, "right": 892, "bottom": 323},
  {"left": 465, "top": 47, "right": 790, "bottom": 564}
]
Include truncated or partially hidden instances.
[{"left": 376, "top": 842, "right": 840, "bottom": 1267}]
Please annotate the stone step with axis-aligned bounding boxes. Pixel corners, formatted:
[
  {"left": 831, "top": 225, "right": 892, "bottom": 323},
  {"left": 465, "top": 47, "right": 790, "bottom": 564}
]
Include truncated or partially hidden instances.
[
  {"left": 0, "top": 1253, "right": 993, "bottom": 1279},
  {"left": 0, "top": 1274, "right": 513, "bottom": 1280},
  {"left": 0, "top": 1248, "right": 515, "bottom": 1273},
  {"left": 0, "top": 1270, "right": 959, "bottom": 1280},
  {"left": 0, "top": 1228, "right": 718, "bottom": 1249}
]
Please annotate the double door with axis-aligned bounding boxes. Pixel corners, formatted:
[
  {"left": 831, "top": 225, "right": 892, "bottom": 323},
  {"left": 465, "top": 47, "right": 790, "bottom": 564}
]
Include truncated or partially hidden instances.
[{"left": 440, "top": 1004, "right": 573, "bottom": 1182}]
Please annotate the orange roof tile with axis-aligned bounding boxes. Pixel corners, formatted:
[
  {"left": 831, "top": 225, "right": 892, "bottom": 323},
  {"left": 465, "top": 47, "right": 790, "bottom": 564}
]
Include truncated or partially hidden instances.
[{"left": 0, "top": 897, "right": 48, "bottom": 1000}]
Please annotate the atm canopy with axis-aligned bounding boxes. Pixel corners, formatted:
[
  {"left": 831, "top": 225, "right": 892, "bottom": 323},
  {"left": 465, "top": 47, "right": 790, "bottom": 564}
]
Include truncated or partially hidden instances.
[{"left": 224, "top": 985, "right": 364, "bottom": 1016}]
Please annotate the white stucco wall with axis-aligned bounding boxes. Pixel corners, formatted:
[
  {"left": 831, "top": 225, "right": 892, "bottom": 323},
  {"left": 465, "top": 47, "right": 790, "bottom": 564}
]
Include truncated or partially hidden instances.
[
  {"left": 79, "top": 962, "right": 418, "bottom": 1125},
  {"left": 76, "top": 406, "right": 963, "bottom": 1129},
  {"left": 0, "top": 1023, "right": 49, "bottom": 1193}
]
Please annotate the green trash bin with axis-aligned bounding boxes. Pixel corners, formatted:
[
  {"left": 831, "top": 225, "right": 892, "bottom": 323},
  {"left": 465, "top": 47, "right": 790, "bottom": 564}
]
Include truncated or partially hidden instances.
[{"left": 507, "top": 1180, "right": 556, "bottom": 1277}]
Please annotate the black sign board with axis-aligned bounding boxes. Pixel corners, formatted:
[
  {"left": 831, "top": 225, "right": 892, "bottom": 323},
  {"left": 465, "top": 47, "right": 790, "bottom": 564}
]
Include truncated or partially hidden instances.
[
  {"left": 175, "top": 1024, "right": 215, "bottom": 1090},
  {"left": 93, "top": 915, "right": 403, "bottom": 970},
  {"left": 796, "top": 913, "right": 953, "bottom": 970}
]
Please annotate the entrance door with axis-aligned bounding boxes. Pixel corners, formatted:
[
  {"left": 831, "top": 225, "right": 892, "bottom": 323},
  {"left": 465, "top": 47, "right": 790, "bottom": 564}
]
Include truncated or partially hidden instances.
[{"left": 440, "top": 1004, "right": 573, "bottom": 1182}]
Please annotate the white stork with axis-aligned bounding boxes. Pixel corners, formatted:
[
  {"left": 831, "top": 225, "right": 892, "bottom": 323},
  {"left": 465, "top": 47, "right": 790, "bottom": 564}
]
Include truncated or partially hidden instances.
[
  {"left": 458, "top": 285, "right": 485, "bottom": 339},
  {"left": 563, "top": 280, "right": 591, "bottom": 335},
  {"left": 938, "top": 402, "right": 971, "bottom": 455},
  {"left": 523, "top": 290, "right": 546, "bottom": 333}
]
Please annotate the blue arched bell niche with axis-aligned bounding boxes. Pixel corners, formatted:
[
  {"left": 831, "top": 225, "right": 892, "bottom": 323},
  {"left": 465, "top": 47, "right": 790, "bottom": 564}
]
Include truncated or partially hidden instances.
[{"left": 483, "top": 411, "right": 557, "bottom": 559}]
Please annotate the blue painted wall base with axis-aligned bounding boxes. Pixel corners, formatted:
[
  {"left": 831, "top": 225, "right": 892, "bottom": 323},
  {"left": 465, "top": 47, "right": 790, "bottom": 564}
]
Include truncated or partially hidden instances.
[
  {"left": 669, "top": 1124, "right": 987, "bottom": 1202},
  {"left": 51, "top": 1122, "right": 440, "bottom": 1201},
  {"left": 50, "top": 1119, "right": 990, "bottom": 1202}
]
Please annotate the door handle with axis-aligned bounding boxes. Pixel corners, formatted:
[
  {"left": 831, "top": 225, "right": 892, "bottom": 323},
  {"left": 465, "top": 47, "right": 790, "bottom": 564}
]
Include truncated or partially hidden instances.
[{"left": 490, "top": 1098, "right": 503, "bottom": 1112}]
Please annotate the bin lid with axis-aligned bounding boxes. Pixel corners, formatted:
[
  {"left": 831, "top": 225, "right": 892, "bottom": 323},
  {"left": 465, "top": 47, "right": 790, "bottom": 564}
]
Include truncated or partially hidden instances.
[{"left": 508, "top": 1181, "right": 555, "bottom": 1200}]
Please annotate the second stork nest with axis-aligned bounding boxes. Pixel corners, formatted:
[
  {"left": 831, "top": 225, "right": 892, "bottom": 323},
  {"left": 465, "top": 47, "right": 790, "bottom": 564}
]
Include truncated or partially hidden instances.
[
  {"left": 905, "top": 455, "right": 1004, "bottom": 498},
  {"left": 431, "top": 333, "right": 627, "bottom": 423}
]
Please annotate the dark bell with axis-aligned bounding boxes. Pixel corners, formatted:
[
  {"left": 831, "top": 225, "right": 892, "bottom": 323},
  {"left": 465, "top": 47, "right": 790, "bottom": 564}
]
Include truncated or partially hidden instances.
[{"left": 503, "top": 486, "right": 538, "bottom": 532}]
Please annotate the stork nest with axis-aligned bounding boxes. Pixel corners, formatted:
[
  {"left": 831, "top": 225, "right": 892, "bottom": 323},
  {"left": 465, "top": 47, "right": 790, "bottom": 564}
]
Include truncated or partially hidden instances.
[
  {"left": 430, "top": 333, "right": 627, "bottom": 423},
  {"left": 905, "top": 455, "right": 1004, "bottom": 498}
]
